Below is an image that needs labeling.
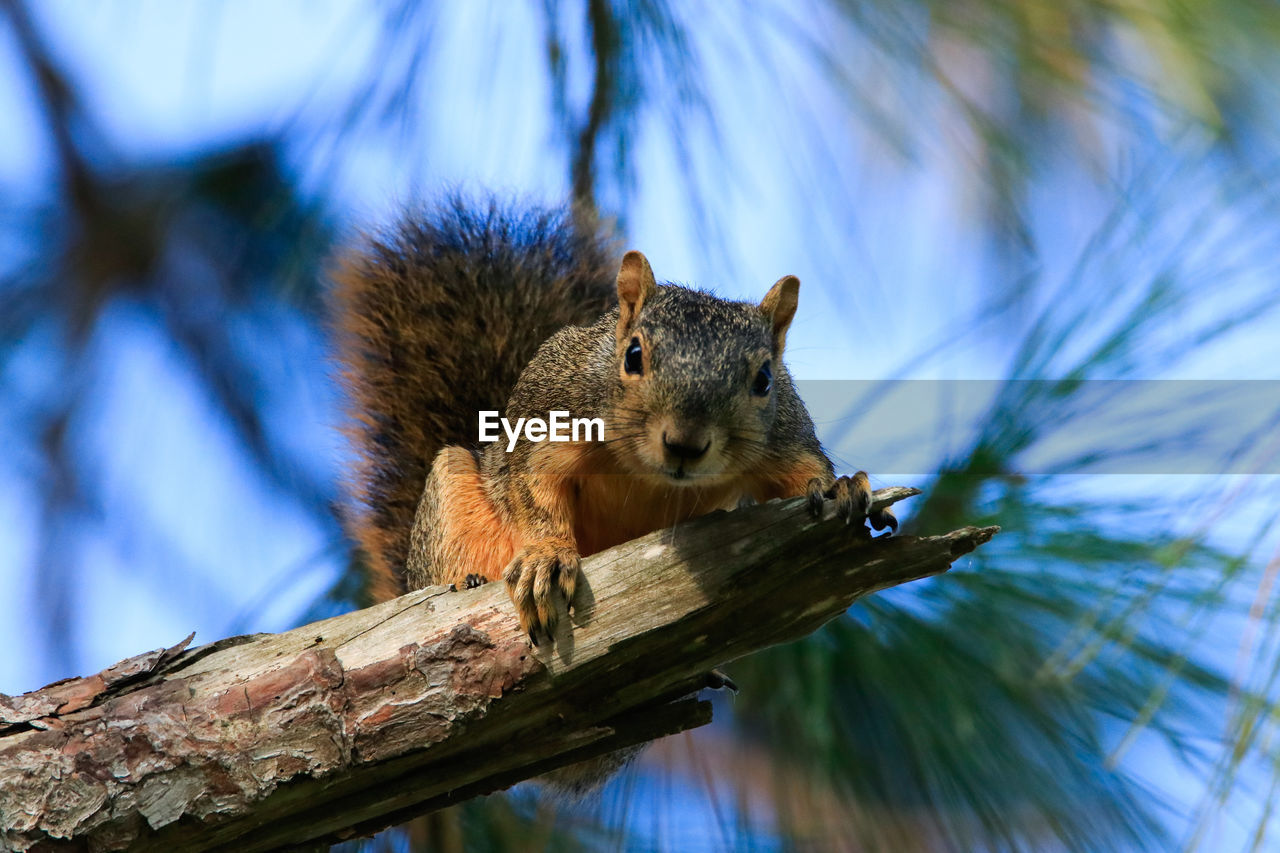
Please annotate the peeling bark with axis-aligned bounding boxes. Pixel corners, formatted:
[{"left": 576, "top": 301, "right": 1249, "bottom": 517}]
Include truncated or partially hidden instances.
[{"left": 0, "top": 488, "right": 997, "bottom": 851}]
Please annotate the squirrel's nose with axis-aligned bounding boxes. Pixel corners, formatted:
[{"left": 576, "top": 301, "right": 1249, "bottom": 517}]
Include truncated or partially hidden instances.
[{"left": 662, "top": 432, "right": 711, "bottom": 461}]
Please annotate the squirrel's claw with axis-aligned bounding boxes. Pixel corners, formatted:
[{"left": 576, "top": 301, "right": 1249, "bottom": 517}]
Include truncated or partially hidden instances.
[
  {"left": 704, "top": 669, "right": 739, "bottom": 693},
  {"left": 869, "top": 506, "right": 897, "bottom": 534},
  {"left": 504, "top": 542, "right": 581, "bottom": 644},
  {"left": 833, "top": 472, "right": 872, "bottom": 528},
  {"left": 806, "top": 478, "right": 827, "bottom": 519},
  {"left": 449, "top": 573, "right": 490, "bottom": 592},
  {"left": 807, "top": 471, "right": 887, "bottom": 537}
]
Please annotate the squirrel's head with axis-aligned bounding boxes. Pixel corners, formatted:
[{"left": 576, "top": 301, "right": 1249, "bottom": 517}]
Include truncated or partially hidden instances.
[{"left": 608, "top": 250, "right": 799, "bottom": 485}]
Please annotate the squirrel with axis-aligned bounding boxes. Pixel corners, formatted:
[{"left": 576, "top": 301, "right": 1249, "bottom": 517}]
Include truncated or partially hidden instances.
[{"left": 333, "top": 196, "right": 895, "bottom": 641}]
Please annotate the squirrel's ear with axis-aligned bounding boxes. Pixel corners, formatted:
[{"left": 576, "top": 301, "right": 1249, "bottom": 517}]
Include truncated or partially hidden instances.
[
  {"left": 760, "top": 275, "right": 800, "bottom": 353},
  {"left": 616, "top": 250, "right": 657, "bottom": 335}
]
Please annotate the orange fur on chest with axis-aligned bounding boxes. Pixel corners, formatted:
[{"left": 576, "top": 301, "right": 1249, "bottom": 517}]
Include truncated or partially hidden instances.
[
  {"left": 435, "top": 441, "right": 827, "bottom": 582},
  {"left": 571, "top": 470, "right": 743, "bottom": 554},
  {"left": 533, "top": 442, "right": 744, "bottom": 555}
]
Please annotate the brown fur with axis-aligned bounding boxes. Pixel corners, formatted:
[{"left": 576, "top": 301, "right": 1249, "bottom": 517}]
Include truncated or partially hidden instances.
[
  {"left": 334, "top": 197, "right": 884, "bottom": 795},
  {"left": 750, "top": 454, "right": 831, "bottom": 503},
  {"left": 334, "top": 198, "right": 874, "bottom": 629},
  {"left": 393, "top": 252, "right": 859, "bottom": 641},
  {"left": 331, "top": 197, "right": 616, "bottom": 602},
  {"left": 407, "top": 448, "right": 517, "bottom": 588}
]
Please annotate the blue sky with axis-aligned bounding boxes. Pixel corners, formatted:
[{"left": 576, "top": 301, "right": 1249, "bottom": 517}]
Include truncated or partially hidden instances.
[{"left": 2, "top": 2, "right": 1279, "bottom": 848}]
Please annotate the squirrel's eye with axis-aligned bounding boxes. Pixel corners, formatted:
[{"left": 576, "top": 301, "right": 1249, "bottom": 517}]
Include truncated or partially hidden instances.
[
  {"left": 624, "top": 338, "right": 644, "bottom": 376},
  {"left": 752, "top": 361, "right": 772, "bottom": 396}
]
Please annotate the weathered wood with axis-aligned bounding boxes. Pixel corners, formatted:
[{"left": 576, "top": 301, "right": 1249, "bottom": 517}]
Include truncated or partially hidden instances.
[{"left": 0, "top": 488, "right": 997, "bottom": 851}]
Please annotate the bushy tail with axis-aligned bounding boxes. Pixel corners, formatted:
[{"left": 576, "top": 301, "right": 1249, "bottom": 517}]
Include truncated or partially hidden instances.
[{"left": 331, "top": 197, "right": 617, "bottom": 602}]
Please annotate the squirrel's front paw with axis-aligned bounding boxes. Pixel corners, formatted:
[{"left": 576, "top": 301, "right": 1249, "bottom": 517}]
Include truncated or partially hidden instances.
[
  {"left": 503, "top": 541, "right": 580, "bottom": 644},
  {"left": 806, "top": 471, "right": 897, "bottom": 536}
]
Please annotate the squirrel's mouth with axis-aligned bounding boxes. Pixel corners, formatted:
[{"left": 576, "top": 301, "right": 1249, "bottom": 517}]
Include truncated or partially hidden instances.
[{"left": 658, "top": 454, "right": 725, "bottom": 485}]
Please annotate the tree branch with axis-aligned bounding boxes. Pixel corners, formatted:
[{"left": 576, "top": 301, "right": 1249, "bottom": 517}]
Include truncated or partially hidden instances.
[{"left": 0, "top": 488, "right": 997, "bottom": 851}]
